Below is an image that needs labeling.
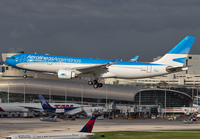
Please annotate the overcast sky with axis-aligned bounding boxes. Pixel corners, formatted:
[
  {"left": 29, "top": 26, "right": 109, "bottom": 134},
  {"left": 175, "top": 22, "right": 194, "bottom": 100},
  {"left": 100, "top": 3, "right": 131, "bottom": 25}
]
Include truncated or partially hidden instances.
[{"left": 1, "top": 0, "right": 200, "bottom": 62}]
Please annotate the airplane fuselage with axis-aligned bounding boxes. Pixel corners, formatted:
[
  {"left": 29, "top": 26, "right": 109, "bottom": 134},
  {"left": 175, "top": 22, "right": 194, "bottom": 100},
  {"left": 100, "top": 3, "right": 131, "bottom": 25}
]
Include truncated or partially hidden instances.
[
  {"left": 6, "top": 132, "right": 95, "bottom": 139},
  {"left": 7, "top": 54, "right": 169, "bottom": 79}
]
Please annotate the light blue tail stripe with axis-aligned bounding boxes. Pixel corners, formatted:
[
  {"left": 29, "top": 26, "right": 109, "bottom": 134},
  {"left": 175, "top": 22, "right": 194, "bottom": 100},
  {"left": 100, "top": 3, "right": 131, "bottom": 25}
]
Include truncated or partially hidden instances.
[
  {"left": 173, "top": 57, "right": 187, "bottom": 64},
  {"left": 167, "top": 36, "right": 195, "bottom": 54}
]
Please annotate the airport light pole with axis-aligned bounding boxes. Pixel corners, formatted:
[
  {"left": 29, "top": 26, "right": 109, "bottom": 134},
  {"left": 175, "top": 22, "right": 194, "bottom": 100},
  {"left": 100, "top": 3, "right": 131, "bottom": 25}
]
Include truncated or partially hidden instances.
[
  {"left": 80, "top": 85, "right": 83, "bottom": 105},
  {"left": 7, "top": 82, "right": 9, "bottom": 103},
  {"left": 65, "top": 85, "right": 67, "bottom": 103},
  {"left": 49, "top": 84, "right": 51, "bottom": 103},
  {"left": 24, "top": 83, "right": 26, "bottom": 103},
  {"left": 165, "top": 89, "right": 166, "bottom": 120},
  {"left": 197, "top": 87, "right": 199, "bottom": 105},
  {"left": 139, "top": 91, "right": 141, "bottom": 117},
  {"left": 105, "top": 86, "right": 108, "bottom": 109}
]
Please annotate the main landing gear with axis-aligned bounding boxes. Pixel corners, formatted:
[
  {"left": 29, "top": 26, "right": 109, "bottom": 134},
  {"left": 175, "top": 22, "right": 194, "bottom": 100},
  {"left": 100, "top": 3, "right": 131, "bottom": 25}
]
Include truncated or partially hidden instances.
[{"left": 88, "top": 79, "right": 103, "bottom": 89}]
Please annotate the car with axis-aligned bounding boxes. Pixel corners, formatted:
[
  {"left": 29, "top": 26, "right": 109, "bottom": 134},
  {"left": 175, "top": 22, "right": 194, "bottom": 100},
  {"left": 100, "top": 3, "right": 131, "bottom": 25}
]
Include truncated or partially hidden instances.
[
  {"left": 151, "top": 115, "right": 156, "bottom": 119},
  {"left": 97, "top": 115, "right": 104, "bottom": 120},
  {"left": 168, "top": 117, "right": 173, "bottom": 121}
]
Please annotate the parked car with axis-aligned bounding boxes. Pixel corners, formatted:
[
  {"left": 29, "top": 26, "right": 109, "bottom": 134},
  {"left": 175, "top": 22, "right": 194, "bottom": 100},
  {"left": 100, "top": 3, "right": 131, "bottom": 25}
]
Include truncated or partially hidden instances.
[{"left": 151, "top": 115, "right": 156, "bottom": 119}]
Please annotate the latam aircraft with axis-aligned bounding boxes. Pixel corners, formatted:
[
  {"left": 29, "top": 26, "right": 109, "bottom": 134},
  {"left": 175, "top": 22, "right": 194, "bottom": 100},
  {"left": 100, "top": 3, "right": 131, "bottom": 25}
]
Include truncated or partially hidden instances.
[
  {"left": 6, "top": 112, "right": 100, "bottom": 139},
  {"left": 38, "top": 95, "right": 83, "bottom": 116},
  {"left": 5, "top": 36, "right": 195, "bottom": 88},
  {"left": 0, "top": 103, "right": 104, "bottom": 117}
]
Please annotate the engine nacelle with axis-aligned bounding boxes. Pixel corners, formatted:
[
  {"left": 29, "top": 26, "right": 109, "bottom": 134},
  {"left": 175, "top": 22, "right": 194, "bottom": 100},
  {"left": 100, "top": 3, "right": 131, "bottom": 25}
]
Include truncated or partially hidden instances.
[{"left": 58, "top": 69, "right": 76, "bottom": 79}]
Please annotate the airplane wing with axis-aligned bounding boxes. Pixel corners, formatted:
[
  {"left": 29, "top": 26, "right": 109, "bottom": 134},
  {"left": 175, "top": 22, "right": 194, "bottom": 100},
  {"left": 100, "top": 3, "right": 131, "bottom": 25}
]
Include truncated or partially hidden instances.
[
  {"left": 74, "top": 58, "right": 118, "bottom": 75},
  {"left": 65, "top": 107, "right": 83, "bottom": 116},
  {"left": 20, "top": 106, "right": 42, "bottom": 112}
]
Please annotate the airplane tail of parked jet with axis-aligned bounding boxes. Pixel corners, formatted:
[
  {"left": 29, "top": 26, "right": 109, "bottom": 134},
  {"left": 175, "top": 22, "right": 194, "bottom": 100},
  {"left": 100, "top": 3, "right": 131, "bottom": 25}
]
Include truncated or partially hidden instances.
[
  {"left": 152, "top": 36, "right": 195, "bottom": 67},
  {"left": 79, "top": 111, "right": 100, "bottom": 133},
  {"left": 38, "top": 95, "right": 54, "bottom": 111}
]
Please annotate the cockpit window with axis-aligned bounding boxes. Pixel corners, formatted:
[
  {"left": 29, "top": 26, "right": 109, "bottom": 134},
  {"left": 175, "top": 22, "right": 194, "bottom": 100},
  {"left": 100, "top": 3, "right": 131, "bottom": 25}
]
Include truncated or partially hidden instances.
[{"left": 11, "top": 57, "right": 15, "bottom": 59}]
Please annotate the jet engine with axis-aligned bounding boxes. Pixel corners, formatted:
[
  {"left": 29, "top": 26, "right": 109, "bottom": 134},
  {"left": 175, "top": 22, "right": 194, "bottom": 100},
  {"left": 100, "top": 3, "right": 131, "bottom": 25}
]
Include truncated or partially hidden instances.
[{"left": 58, "top": 69, "right": 76, "bottom": 79}]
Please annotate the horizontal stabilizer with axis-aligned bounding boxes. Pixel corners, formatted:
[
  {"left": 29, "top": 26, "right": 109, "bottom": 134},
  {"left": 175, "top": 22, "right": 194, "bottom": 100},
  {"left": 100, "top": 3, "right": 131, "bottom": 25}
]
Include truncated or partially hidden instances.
[{"left": 166, "top": 66, "right": 189, "bottom": 73}]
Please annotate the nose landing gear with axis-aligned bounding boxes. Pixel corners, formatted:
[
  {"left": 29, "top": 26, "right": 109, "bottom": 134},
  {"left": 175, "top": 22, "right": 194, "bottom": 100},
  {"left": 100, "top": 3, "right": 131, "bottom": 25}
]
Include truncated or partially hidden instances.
[{"left": 23, "top": 70, "right": 27, "bottom": 78}]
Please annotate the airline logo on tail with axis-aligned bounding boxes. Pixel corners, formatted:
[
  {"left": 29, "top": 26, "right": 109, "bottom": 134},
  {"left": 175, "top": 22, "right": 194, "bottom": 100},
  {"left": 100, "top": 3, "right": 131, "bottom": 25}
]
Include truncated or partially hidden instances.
[
  {"left": 0, "top": 107, "right": 4, "bottom": 112},
  {"left": 38, "top": 95, "right": 53, "bottom": 110},
  {"left": 79, "top": 115, "right": 98, "bottom": 133}
]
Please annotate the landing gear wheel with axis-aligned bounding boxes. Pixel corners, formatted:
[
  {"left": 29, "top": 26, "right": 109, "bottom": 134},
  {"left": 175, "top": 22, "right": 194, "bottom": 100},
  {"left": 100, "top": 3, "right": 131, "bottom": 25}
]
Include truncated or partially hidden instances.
[
  {"left": 88, "top": 81, "right": 93, "bottom": 85},
  {"left": 93, "top": 80, "right": 98, "bottom": 84},
  {"left": 98, "top": 83, "right": 103, "bottom": 88},
  {"left": 23, "top": 74, "right": 27, "bottom": 78},
  {"left": 93, "top": 84, "right": 98, "bottom": 89}
]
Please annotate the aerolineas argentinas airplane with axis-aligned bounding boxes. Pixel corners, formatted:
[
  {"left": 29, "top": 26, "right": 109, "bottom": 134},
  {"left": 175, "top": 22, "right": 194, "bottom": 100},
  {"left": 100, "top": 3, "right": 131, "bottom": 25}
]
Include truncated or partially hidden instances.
[
  {"left": 5, "top": 36, "right": 195, "bottom": 89},
  {"left": 6, "top": 112, "right": 100, "bottom": 139}
]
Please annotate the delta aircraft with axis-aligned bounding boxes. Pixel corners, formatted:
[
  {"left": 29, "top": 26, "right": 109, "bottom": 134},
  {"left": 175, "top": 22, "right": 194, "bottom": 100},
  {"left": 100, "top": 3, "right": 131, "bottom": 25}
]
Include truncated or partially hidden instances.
[
  {"left": 6, "top": 112, "right": 100, "bottom": 139},
  {"left": 5, "top": 36, "right": 195, "bottom": 89}
]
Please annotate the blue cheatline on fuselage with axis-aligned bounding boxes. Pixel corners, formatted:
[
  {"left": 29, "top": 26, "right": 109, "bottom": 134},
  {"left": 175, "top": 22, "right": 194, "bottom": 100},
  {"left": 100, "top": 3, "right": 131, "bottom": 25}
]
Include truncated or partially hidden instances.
[{"left": 10, "top": 53, "right": 165, "bottom": 66}]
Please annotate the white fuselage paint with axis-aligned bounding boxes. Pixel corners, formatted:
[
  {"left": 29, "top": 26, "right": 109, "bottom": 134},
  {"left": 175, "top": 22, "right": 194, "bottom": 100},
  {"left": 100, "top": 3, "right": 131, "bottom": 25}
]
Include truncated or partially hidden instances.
[
  {"left": 6, "top": 132, "right": 95, "bottom": 139},
  {"left": 16, "top": 62, "right": 168, "bottom": 79}
]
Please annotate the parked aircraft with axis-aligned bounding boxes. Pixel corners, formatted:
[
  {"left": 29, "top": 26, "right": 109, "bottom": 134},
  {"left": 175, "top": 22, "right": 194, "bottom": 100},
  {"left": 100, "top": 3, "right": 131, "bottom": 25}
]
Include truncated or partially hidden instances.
[
  {"left": 0, "top": 103, "right": 104, "bottom": 117},
  {"left": 6, "top": 112, "right": 100, "bottom": 139},
  {"left": 5, "top": 36, "right": 195, "bottom": 88},
  {"left": 38, "top": 95, "right": 83, "bottom": 117}
]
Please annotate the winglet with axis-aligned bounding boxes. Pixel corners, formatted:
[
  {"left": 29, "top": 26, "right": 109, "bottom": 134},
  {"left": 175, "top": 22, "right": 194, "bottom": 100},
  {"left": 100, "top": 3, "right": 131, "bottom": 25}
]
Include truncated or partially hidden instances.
[
  {"left": 109, "top": 58, "right": 118, "bottom": 65},
  {"left": 38, "top": 95, "right": 53, "bottom": 110},
  {"left": 130, "top": 55, "right": 139, "bottom": 62}
]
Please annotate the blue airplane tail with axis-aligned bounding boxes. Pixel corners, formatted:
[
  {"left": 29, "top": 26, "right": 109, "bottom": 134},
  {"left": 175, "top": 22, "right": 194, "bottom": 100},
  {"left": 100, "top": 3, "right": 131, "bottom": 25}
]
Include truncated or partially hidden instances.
[
  {"left": 38, "top": 95, "right": 53, "bottom": 110},
  {"left": 153, "top": 36, "right": 195, "bottom": 66},
  {"left": 79, "top": 115, "right": 98, "bottom": 133}
]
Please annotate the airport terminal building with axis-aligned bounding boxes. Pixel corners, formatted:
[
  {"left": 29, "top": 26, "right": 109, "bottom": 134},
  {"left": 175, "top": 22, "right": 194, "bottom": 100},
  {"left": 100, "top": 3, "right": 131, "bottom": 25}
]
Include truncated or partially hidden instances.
[{"left": 0, "top": 78, "right": 193, "bottom": 115}]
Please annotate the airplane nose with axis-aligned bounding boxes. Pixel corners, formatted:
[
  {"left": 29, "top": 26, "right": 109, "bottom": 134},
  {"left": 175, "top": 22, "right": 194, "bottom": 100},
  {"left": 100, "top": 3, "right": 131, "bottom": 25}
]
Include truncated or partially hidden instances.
[
  {"left": 5, "top": 59, "right": 10, "bottom": 64},
  {"left": 5, "top": 58, "right": 13, "bottom": 66}
]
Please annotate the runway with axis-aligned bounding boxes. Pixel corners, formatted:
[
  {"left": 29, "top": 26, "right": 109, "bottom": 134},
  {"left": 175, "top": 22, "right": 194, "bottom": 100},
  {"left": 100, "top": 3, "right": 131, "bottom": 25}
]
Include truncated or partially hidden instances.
[{"left": 1, "top": 118, "right": 200, "bottom": 139}]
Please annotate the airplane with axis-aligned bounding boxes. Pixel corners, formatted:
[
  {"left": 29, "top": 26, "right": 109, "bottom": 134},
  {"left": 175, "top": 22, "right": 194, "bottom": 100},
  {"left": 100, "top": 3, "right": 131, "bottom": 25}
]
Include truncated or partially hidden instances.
[
  {"left": 6, "top": 112, "right": 100, "bottom": 139},
  {"left": 5, "top": 36, "right": 196, "bottom": 89},
  {"left": 38, "top": 95, "right": 83, "bottom": 117},
  {"left": 0, "top": 103, "right": 104, "bottom": 117}
]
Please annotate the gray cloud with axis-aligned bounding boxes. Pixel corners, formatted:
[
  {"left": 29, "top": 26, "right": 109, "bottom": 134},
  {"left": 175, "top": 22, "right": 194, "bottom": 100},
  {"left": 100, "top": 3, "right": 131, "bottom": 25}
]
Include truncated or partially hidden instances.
[{"left": 0, "top": 0, "right": 200, "bottom": 61}]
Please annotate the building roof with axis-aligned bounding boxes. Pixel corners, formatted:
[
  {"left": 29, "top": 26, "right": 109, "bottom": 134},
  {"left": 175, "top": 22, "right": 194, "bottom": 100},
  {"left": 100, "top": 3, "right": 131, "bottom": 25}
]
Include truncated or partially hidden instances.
[{"left": 0, "top": 79, "right": 192, "bottom": 102}]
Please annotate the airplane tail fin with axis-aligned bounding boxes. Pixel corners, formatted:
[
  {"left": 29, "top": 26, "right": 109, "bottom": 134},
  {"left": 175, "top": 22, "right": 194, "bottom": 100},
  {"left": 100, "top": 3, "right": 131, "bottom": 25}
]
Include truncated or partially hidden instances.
[
  {"left": 152, "top": 36, "right": 195, "bottom": 67},
  {"left": 79, "top": 111, "right": 100, "bottom": 133},
  {"left": 38, "top": 95, "right": 53, "bottom": 110}
]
